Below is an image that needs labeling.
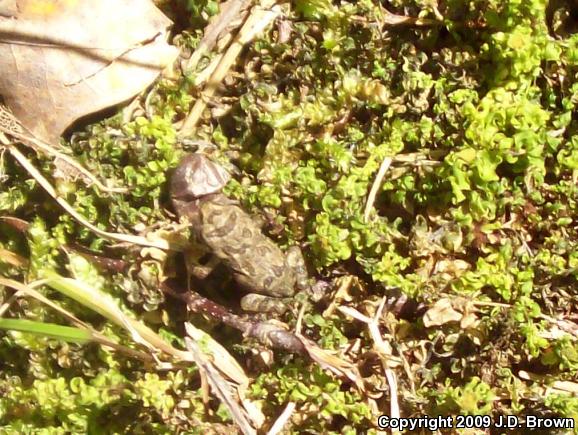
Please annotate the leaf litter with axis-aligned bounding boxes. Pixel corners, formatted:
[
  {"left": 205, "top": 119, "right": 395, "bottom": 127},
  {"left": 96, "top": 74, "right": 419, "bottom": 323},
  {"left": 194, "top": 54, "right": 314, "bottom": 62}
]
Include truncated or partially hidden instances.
[{"left": 1, "top": 0, "right": 578, "bottom": 433}]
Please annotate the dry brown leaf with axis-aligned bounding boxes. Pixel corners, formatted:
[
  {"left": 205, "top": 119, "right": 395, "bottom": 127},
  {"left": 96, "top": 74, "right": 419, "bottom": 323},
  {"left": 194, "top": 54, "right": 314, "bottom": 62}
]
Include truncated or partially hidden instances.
[
  {"left": 424, "top": 297, "right": 480, "bottom": 328},
  {"left": 184, "top": 322, "right": 249, "bottom": 387},
  {"left": 0, "top": 0, "right": 178, "bottom": 143},
  {"left": 184, "top": 323, "right": 260, "bottom": 434},
  {"left": 423, "top": 298, "right": 463, "bottom": 327},
  {"left": 460, "top": 312, "right": 479, "bottom": 329},
  {"left": 0, "top": 247, "right": 28, "bottom": 267},
  {"left": 433, "top": 259, "right": 471, "bottom": 277}
]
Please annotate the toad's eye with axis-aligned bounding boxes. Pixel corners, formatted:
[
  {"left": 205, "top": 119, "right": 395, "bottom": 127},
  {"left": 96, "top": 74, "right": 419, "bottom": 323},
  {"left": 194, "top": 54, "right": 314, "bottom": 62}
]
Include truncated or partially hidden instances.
[{"left": 171, "top": 154, "right": 231, "bottom": 200}]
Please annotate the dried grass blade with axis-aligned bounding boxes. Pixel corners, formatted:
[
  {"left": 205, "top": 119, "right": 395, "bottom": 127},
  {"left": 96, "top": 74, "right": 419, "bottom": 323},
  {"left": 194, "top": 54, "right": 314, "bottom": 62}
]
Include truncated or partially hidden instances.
[
  {"left": 6, "top": 145, "right": 172, "bottom": 250},
  {"left": 185, "top": 335, "right": 257, "bottom": 435},
  {"left": 41, "top": 274, "right": 192, "bottom": 361},
  {"left": 180, "top": 0, "right": 280, "bottom": 135}
]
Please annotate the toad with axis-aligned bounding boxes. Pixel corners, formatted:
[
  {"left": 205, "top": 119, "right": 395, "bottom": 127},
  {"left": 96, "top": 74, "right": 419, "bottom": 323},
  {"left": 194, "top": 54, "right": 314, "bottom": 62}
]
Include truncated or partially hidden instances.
[{"left": 171, "top": 154, "right": 311, "bottom": 313}]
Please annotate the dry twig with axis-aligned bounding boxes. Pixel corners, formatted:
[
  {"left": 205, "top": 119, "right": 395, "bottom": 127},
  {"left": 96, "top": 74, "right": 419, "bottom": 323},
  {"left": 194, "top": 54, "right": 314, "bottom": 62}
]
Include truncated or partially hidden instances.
[
  {"left": 183, "top": 0, "right": 252, "bottom": 73},
  {"left": 180, "top": 0, "right": 280, "bottom": 135},
  {"left": 2, "top": 141, "right": 173, "bottom": 250},
  {"left": 0, "top": 105, "right": 126, "bottom": 193},
  {"left": 364, "top": 157, "right": 392, "bottom": 222}
]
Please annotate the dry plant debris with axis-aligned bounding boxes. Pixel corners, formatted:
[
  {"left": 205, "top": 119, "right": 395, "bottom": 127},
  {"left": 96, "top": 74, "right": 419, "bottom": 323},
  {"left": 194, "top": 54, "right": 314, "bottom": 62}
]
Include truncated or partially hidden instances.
[
  {"left": 0, "top": 0, "right": 178, "bottom": 143},
  {"left": 1, "top": 0, "right": 578, "bottom": 433}
]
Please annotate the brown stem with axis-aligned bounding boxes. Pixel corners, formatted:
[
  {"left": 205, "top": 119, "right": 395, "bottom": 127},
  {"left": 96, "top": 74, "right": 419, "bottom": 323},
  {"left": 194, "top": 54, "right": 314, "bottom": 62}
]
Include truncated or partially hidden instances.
[{"left": 162, "top": 283, "right": 306, "bottom": 355}]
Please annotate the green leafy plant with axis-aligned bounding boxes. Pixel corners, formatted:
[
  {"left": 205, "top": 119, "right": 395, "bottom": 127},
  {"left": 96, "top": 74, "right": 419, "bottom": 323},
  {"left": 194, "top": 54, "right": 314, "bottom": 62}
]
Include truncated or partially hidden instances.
[{"left": 1, "top": 0, "right": 578, "bottom": 431}]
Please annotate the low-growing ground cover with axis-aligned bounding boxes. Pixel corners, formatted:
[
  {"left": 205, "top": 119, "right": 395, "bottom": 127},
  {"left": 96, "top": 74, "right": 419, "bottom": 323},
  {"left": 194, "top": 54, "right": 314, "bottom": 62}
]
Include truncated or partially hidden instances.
[{"left": 0, "top": 0, "right": 578, "bottom": 432}]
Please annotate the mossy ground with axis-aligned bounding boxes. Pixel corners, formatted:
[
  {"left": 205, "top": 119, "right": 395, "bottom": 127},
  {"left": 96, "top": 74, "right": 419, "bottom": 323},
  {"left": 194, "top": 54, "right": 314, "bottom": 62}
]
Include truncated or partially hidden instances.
[{"left": 1, "top": 0, "right": 578, "bottom": 433}]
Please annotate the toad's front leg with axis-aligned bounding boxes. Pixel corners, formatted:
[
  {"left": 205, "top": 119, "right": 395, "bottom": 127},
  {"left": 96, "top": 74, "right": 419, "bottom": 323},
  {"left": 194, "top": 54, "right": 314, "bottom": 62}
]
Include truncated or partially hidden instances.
[{"left": 183, "top": 245, "right": 221, "bottom": 283}]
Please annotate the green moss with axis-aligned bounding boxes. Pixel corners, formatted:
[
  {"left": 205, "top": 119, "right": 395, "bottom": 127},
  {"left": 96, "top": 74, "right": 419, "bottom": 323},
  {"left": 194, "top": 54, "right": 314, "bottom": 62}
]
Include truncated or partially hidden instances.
[{"left": 1, "top": 0, "right": 578, "bottom": 431}]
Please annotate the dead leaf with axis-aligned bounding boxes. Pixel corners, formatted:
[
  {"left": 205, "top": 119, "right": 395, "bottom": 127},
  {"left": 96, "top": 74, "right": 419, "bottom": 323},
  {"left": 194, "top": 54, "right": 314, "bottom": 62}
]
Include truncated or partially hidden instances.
[
  {"left": 423, "top": 297, "right": 479, "bottom": 328},
  {"left": 433, "top": 259, "right": 471, "bottom": 278},
  {"left": 460, "top": 312, "right": 479, "bottom": 329},
  {"left": 323, "top": 275, "right": 354, "bottom": 317},
  {"left": 423, "top": 298, "right": 463, "bottom": 327},
  {"left": 539, "top": 314, "right": 578, "bottom": 339},
  {"left": 0, "top": 0, "right": 178, "bottom": 143},
  {"left": 0, "top": 248, "right": 28, "bottom": 267},
  {"left": 185, "top": 336, "right": 258, "bottom": 435},
  {"left": 184, "top": 323, "right": 260, "bottom": 434},
  {"left": 184, "top": 322, "right": 249, "bottom": 387}
]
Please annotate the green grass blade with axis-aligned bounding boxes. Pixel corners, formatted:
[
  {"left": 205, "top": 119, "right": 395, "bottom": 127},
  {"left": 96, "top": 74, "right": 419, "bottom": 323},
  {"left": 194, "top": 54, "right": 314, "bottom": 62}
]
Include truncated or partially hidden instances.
[
  {"left": 42, "top": 274, "right": 192, "bottom": 360},
  {"left": 0, "top": 318, "right": 92, "bottom": 343}
]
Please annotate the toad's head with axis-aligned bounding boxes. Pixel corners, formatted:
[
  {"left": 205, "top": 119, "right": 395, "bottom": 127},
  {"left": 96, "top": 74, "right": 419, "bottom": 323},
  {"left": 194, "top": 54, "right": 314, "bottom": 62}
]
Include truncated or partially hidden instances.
[{"left": 170, "top": 154, "right": 231, "bottom": 202}]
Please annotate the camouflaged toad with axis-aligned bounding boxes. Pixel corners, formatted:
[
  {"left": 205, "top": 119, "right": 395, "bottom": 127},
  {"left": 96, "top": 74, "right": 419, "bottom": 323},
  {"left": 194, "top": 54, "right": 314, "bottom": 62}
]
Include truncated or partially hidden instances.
[{"left": 171, "top": 154, "right": 310, "bottom": 313}]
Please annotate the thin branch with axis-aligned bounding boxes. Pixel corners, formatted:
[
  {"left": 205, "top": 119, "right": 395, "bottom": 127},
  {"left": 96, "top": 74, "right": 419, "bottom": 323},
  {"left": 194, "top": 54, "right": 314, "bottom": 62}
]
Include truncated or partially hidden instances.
[
  {"left": 183, "top": 0, "right": 252, "bottom": 73},
  {"left": 5, "top": 144, "right": 172, "bottom": 250},
  {"left": 179, "top": 0, "right": 280, "bottom": 135},
  {"left": 0, "top": 106, "right": 126, "bottom": 194}
]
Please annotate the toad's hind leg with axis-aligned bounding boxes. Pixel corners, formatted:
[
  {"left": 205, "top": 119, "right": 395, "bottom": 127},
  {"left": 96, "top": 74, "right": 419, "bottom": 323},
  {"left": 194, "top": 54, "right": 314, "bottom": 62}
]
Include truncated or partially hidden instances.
[
  {"left": 240, "top": 293, "right": 289, "bottom": 314},
  {"left": 285, "top": 246, "right": 309, "bottom": 291},
  {"left": 286, "top": 246, "right": 327, "bottom": 303}
]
